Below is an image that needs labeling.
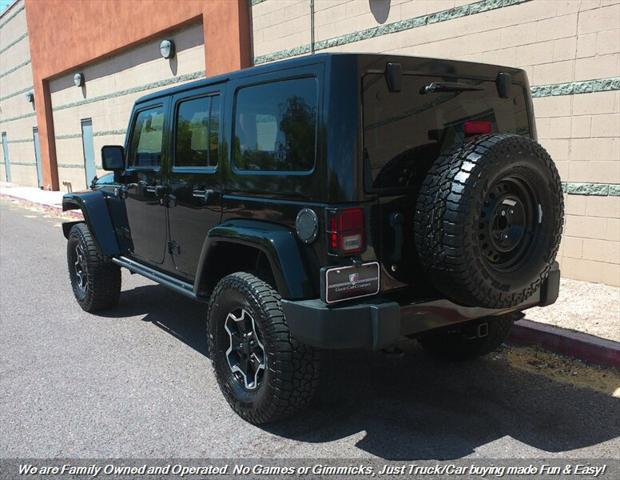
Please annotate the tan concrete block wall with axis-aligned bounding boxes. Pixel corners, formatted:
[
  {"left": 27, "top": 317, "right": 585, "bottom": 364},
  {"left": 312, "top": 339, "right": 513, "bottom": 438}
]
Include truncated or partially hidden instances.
[
  {"left": 0, "top": 36, "right": 30, "bottom": 72},
  {"left": 0, "top": 0, "right": 38, "bottom": 187},
  {"left": 0, "top": 0, "right": 27, "bottom": 46},
  {"left": 252, "top": 0, "right": 311, "bottom": 58},
  {"left": 252, "top": 0, "right": 620, "bottom": 286},
  {"left": 49, "top": 22, "right": 205, "bottom": 192}
]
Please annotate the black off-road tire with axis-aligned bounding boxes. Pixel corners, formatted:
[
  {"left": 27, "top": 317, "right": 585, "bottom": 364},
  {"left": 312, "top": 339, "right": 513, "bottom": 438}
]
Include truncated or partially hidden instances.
[
  {"left": 418, "top": 315, "right": 514, "bottom": 361},
  {"left": 67, "top": 223, "right": 121, "bottom": 312},
  {"left": 415, "top": 134, "right": 563, "bottom": 308},
  {"left": 207, "top": 272, "right": 320, "bottom": 424}
]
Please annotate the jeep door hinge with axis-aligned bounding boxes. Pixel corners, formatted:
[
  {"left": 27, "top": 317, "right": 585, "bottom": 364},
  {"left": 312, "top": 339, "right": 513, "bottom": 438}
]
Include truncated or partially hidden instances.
[{"left": 167, "top": 240, "right": 181, "bottom": 255}]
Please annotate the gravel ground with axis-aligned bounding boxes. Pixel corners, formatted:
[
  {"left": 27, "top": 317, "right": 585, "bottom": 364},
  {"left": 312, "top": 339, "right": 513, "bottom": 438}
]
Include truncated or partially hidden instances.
[{"left": 526, "top": 278, "right": 620, "bottom": 342}]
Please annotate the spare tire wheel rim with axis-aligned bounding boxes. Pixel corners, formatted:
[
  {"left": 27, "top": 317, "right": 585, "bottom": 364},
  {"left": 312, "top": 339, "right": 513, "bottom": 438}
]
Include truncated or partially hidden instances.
[
  {"left": 479, "top": 176, "right": 537, "bottom": 271},
  {"left": 224, "top": 308, "right": 266, "bottom": 390}
]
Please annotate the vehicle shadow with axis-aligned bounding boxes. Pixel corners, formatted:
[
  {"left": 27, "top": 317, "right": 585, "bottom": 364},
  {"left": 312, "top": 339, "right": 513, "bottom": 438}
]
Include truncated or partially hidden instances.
[
  {"left": 97, "top": 283, "right": 210, "bottom": 357},
  {"left": 270, "top": 349, "right": 620, "bottom": 460},
  {"left": 101, "top": 283, "right": 620, "bottom": 461}
]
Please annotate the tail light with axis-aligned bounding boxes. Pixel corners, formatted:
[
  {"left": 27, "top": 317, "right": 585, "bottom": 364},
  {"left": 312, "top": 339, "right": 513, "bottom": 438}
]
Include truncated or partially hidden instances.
[
  {"left": 464, "top": 120, "right": 492, "bottom": 136},
  {"left": 327, "top": 207, "right": 365, "bottom": 255}
]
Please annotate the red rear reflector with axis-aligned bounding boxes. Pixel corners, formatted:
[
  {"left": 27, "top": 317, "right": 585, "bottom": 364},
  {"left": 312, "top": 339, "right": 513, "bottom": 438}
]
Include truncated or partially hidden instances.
[
  {"left": 464, "top": 120, "right": 492, "bottom": 136},
  {"left": 327, "top": 208, "right": 365, "bottom": 255}
]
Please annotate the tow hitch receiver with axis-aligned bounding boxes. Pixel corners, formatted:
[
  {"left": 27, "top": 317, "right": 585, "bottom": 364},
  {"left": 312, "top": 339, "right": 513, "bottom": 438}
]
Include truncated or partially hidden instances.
[{"left": 464, "top": 322, "right": 489, "bottom": 340}]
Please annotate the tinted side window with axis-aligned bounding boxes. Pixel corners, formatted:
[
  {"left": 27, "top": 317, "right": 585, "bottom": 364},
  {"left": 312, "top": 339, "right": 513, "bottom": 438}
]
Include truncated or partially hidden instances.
[
  {"left": 175, "top": 95, "right": 220, "bottom": 168},
  {"left": 129, "top": 107, "right": 164, "bottom": 168},
  {"left": 233, "top": 77, "right": 317, "bottom": 172}
]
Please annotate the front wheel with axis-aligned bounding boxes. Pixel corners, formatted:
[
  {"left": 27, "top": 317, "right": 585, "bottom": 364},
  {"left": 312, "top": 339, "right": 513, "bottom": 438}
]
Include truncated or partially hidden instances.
[
  {"left": 67, "top": 223, "right": 121, "bottom": 312},
  {"left": 207, "top": 272, "right": 320, "bottom": 424}
]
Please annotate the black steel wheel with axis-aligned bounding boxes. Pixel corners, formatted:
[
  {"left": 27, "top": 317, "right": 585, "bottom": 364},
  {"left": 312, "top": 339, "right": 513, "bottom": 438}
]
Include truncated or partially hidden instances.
[
  {"left": 479, "top": 176, "right": 537, "bottom": 271},
  {"left": 415, "top": 134, "right": 563, "bottom": 308},
  {"left": 67, "top": 223, "right": 121, "bottom": 312},
  {"left": 207, "top": 272, "right": 320, "bottom": 424}
]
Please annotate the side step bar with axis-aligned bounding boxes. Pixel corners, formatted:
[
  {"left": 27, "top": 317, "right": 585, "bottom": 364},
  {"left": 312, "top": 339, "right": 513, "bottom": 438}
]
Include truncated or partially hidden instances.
[{"left": 112, "top": 256, "right": 198, "bottom": 301}]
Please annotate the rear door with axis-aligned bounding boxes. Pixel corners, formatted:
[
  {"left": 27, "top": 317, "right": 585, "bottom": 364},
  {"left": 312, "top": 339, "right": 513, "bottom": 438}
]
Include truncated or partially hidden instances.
[
  {"left": 362, "top": 73, "right": 530, "bottom": 290},
  {"left": 166, "top": 86, "right": 223, "bottom": 280},
  {"left": 123, "top": 100, "right": 170, "bottom": 266}
]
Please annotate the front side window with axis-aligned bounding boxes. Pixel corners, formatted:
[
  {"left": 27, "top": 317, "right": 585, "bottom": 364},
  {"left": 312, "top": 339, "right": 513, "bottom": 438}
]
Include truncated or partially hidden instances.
[
  {"left": 233, "top": 77, "right": 317, "bottom": 172},
  {"left": 129, "top": 107, "right": 164, "bottom": 168},
  {"left": 175, "top": 95, "right": 220, "bottom": 168}
]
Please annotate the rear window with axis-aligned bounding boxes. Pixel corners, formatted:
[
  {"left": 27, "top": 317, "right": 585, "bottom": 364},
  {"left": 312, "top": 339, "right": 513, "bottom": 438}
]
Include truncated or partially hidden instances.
[
  {"left": 233, "top": 77, "right": 317, "bottom": 173},
  {"left": 363, "top": 74, "right": 530, "bottom": 190}
]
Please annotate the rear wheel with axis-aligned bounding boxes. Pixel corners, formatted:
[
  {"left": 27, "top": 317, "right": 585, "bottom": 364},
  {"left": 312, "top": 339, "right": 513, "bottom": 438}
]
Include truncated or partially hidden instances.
[
  {"left": 207, "top": 272, "right": 320, "bottom": 424},
  {"left": 418, "top": 315, "right": 515, "bottom": 361},
  {"left": 67, "top": 223, "right": 121, "bottom": 312}
]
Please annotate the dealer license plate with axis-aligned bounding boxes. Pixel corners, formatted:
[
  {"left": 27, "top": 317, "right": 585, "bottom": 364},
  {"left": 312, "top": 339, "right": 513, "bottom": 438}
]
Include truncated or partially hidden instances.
[{"left": 322, "top": 262, "right": 380, "bottom": 304}]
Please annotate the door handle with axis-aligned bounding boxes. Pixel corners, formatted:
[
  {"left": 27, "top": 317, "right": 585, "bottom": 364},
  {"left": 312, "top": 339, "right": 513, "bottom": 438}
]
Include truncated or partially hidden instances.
[
  {"left": 192, "top": 188, "right": 215, "bottom": 202},
  {"left": 146, "top": 185, "right": 167, "bottom": 197},
  {"left": 116, "top": 185, "right": 129, "bottom": 200}
]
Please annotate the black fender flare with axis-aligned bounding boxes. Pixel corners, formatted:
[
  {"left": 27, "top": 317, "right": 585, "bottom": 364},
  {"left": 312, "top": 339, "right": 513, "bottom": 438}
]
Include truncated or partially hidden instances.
[
  {"left": 195, "top": 219, "right": 313, "bottom": 300},
  {"left": 62, "top": 191, "right": 120, "bottom": 257}
]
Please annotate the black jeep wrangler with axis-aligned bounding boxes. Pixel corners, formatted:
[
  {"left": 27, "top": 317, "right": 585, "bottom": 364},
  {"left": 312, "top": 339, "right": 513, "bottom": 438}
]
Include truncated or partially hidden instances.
[{"left": 62, "top": 53, "right": 563, "bottom": 424}]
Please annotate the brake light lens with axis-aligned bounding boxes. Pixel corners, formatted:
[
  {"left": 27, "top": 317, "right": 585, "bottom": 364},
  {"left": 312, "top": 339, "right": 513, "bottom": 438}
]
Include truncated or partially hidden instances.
[
  {"left": 464, "top": 120, "right": 492, "bottom": 136},
  {"left": 327, "top": 208, "right": 365, "bottom": 255}
]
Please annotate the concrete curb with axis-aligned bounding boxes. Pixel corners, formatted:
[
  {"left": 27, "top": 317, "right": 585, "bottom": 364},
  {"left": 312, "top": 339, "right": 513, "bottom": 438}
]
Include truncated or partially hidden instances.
[
  {"left": 509, "top": 319, "right": 620, "bottom": 370},
  {"left": 0, "top": 193, "right": 83, "bottom": 220}
]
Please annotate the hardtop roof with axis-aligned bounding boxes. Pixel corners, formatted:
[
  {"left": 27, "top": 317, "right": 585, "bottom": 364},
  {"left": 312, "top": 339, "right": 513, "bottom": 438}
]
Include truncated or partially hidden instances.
[{"left": 135, "top": 52, "right": 526, "bottom": 105}]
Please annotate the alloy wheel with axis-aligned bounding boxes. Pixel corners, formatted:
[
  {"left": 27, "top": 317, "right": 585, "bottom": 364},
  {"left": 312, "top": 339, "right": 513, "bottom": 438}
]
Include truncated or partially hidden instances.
[
  {"left": 73, "top": 244, "right": 88, "bottom": 294},
  {"left": 224, "top": 308, "right": 266, "bottom": 390}
]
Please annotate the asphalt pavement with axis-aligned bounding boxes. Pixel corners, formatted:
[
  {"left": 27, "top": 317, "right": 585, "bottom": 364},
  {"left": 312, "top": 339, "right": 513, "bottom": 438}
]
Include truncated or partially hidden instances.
[{"left": 1, "top": 197, "right": 619, "bottom": 460}]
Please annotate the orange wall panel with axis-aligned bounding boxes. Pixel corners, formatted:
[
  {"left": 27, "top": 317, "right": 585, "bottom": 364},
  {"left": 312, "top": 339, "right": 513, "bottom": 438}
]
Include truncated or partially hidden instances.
[{"left": 24, "top": 0, "right": 251, "bottom": 190}]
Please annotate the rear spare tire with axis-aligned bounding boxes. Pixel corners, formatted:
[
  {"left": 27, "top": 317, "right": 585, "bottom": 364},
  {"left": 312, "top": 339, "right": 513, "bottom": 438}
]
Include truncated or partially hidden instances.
[{"left": 414, "top": 134, "right": 563, "bottom": 308}]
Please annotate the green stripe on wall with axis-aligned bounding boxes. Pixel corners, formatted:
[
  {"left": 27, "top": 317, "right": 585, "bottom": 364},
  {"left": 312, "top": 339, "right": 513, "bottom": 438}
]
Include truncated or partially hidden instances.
[
  {"left": 250, "top": 0, "right": 266, "bottom": 5},
  {"left": 563, "top": 183, "right": 620, "bottom": 197},
  {"left": 6, "top": 138, "right": 33, "bottom": 144},
  {"left": 94, "top": 128, "right": 127, "bottom": 137},
  {"left": 58, "top": 163, "right": 86, "bottom": 169},
  {"left": 56, "top": 129, "right": 127, "bottom": 142},
  {"left": 8, "top": 161, "right": 36, "bottom": 166},
  {"left": 532, "top": 77, "right": 620, "bottom": 97},
  {"left": 57, "top": 163, "right": 103, "bottom": 169},
  {"left": 55, "top": 134, "right": 81, "bottom": 140},
  {"left": 0, "top": 86, "right": 34, "bottom": 102},
  {"left": 0, "top": 59, "right": 31, "bottom": 79},
  {"left": 0, "top": 32, "right": 28, "bottom": 55},
  {"left": 53, "top": 71, "right": 204, "bottom": 112},
  {"left": 254, "top": 0, "right": 531, "bottom": 64},
  {"left": 1, "top": 111, "right": 36, "bottom": 123},
  {"left": 0, "top": 4, "right": 25, "bottom": 30}
]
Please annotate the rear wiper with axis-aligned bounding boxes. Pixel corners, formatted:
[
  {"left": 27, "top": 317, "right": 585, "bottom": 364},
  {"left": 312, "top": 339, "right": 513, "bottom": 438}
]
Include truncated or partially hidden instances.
[{"left": 420, "top": 81, "right": 484, "bottom": 94}]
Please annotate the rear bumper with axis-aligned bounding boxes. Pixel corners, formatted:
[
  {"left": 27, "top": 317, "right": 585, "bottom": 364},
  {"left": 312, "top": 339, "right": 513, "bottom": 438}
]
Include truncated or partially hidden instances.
[{"left": 282, "top": 263, "right": 560, "bottom": 350}]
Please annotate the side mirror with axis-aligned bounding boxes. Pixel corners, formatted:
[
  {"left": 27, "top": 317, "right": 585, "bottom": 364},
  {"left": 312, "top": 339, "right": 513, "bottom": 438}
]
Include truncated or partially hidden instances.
[{"left": 101, "top": 145, "right": 124, "bottom": 171}]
